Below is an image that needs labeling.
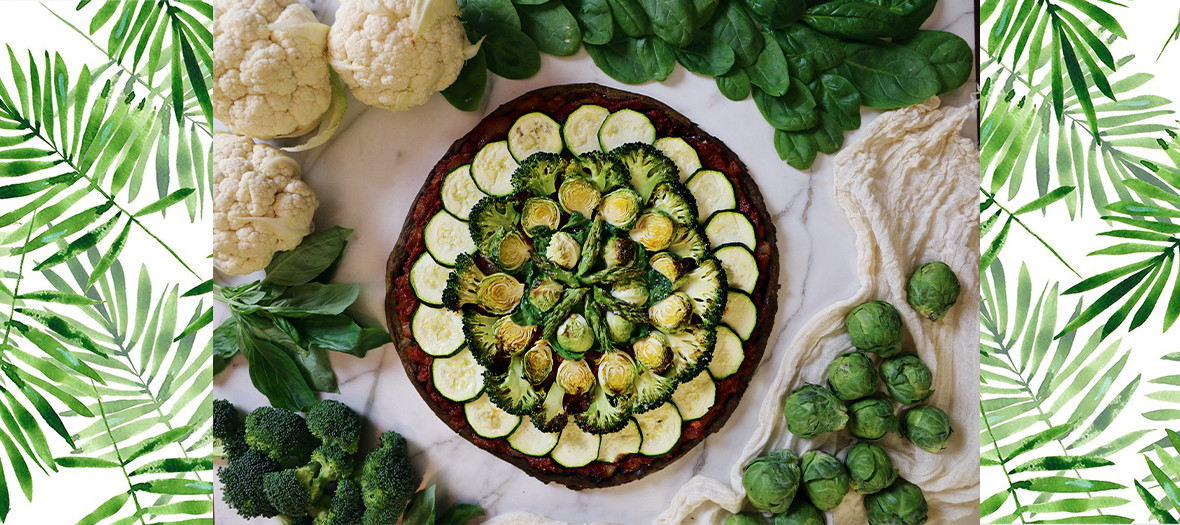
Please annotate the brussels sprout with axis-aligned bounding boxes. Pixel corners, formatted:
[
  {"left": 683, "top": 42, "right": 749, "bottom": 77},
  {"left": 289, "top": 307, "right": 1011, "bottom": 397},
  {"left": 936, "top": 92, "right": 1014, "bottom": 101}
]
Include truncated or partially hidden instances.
[
  {"left": 880, "top": 354, "right": 933, "bottom": 405},
  {"left": 771, "top": 498, "right": 824, "bottom": 525},
  {"left": 522, "top": 197, "right": 562, "bottom": 235},
  {"left": 633, "top": 334, "right": 670, "bottom": 372},
  {"left": 492, "top": 316, "right": 535, "bottom": 356},
  {"left": 528, "top": 278, "right": 564, "bottom": 313},
  {"left": 826, "top": 350, "right": 878, "bottom": 401},
  {"left": 650, "top": 292, "right": 693, "bottom": 333},
  {"left": 865, "top": 479, "right": 927, "bottom": 525},
  {"left": 597, "top": 351, "right": 637, "bottom": 396},
  {"left": 546, "top": 231, "right": 581, "bottom": 269},
  {"left": 612, "top": 278, "right": 650, "bottom": 306},
  {"left": 558, "top": 177, "right": 602, "bottom": 217},
  {"left": 485, "top": 230, "right": 530, "bottom": 272},
  {"left": 477, "top": 273, "right": 524, "bottom": 314},
  {"left": 650, "top": 252, "right": 682, "bottom": 282},
  {"left": 557, "top": 313, "right": 594, "bottom": 355},
  {"left": 902, "top": 405, "right": 952, "bottom": 453},
  {"left": 629, "top": 211, "right": 676, "bottom": 251},
  {"left": 800, "top": 450, "right": 849, "bottom": 511},
  {"left": 847, "top": 395, "right": 898, "bottom": 441},
  {"left": 523, "top": 341, "right": 554, "bottom": 384},
  {"left": 742, "top": 450, "right": 800, "bottom": 514},
  {"left": 784, "top": 384, "right": 848, "bottom": 438},
  {"left": 906, "top": 261, "right": 960, "bottom": 321},
  {"left": 844, "top": 442, "right": 898, "bottom": 495},
  {"left": 845, "top": 301, "right": 904, "bottom": 357},
  {"left": 556, "top": 358, "right": 595, "bottom": 396},
  {"left": 606, "top": 311, "right": 635, "bottom": 343},
  {"left": 603, "top": 236, "right": 637, "bottom": 268},
  {"left": 726, "top": 513, "right": 768, "bottom": 525},
  {"left": 601, "top": 188, "right": 643, "bottom": 229}
]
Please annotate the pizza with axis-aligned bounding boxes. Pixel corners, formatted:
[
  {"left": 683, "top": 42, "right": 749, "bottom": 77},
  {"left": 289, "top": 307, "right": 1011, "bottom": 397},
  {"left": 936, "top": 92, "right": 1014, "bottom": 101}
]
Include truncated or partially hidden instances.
[{"left": 385, "top": 84, "right": 779, "bottom": 489}]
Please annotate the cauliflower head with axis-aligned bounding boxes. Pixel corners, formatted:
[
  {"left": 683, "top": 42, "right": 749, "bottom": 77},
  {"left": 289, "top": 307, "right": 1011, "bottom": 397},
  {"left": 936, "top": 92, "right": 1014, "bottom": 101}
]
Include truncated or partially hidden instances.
[
  {"left": 328, "top": 0, "right": 469, "bottom": 111},
  {"left": 213, "top": 133, "right": 319, "bottom": 275},
  {"left": 213, "top": 0, "right": 332, "bottom": 139}
]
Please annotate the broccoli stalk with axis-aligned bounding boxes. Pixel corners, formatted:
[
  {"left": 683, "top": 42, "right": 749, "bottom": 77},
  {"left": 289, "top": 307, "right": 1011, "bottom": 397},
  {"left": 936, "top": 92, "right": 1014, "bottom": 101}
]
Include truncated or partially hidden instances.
[
  {"left": 485, "top": 355, "right": 544, "bottom": 416},
  {"left": 442, "top": 254, "right": 487, "bottom": 311},
  {"left": 361, "top": 430, "right": 416, "bottom": 525},
  {"left": 305, "top": 399, "right": 362, "bottom": 454},
  {"left": 219, "top": 448, "right": 282, "bottom": 519},
  {"left": 244, "top": 406, "right": 319, "bottom": 467},
  {"left": 531, "top": 382, "right": 569, "bottom": 433},
  {"left": 574, "top": 383, "right": 633, "bottom": 434}
]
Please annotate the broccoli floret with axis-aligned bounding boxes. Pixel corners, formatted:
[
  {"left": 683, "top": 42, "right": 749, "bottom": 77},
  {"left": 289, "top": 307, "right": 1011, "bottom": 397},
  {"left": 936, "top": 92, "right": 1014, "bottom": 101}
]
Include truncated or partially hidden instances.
[
  {"left": 219, "top": 448, "right": 281, "bottom": 519},
  {"left": 575, "top": 150, "right": 628, "bottom": 192},
  {"left": 263, "top": 465, "right": 323, "bottom": 518},
  {"left": 512, "top": 152, "right": 575, "bottom": 195},
  {"left": 244, "top": 407, "right": 319, "bottom": 467},
  {"left": 485, "top": 355, "right": 544, "bottom": 416},
  {"left": 574, "top": 384, "right": 633, "bottom": 434},
  {"left": 610, "top": 143, "right": 678, "bottom": 201},
  {"left": 315, "top": 478, "right": 365, "bottom": 525},
  {"left": 463, "top": 310, "right": 500, "bottom": 366},
  {"left": 361, "top": 430, "right": 416, "bottom": 525},
  {"left": 531, "top": 382, "right": 568, "bottom": 433},
  {"left": 668, "top": 223, "right": 711, "bottom": 260},
  {"left": 442, "top": 254, "right": 487, "bottom": 311},
  {"left": 311, "top": 445, "right": 356, "bottom": 482},
  {"left": 468, "top": 197, "right": 520, "bottom": 246},
  {"left": 663, "top": 326, "right": 718, "bottom": 381},
  {"left": 279, "top": 515, "right": 316, "bottom": 525},
  {"left": 632, "top": 365, "right": 678, "bottom": 414},
  {"left": 213, "top": 399, "right": 247, "bottom": 459},
  {"left": 678, "top": 257, "right": 728, "bottom": 326},
  {"left": 648, "top": 181, "right": 699, "bottom": 226},
  {"left": 306, "top": 400, "right": 362, "bottom": 454}
]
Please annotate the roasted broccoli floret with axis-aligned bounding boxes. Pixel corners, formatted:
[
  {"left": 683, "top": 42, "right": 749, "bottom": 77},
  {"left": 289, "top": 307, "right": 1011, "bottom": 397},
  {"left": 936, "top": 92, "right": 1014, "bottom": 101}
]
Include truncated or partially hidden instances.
[
  {"left": 632, "top": 364, "right": 678, "bottom": 414},
  {"left": 678, "top": 257, "right": 729, "bottom": 326},
  {"left": 485, "top": 354, "right": 544, "bottom": 415},
  {"left": 512, "top": 152, "right": 574, "bottom": 196},
  {"left": 663, "top": 326, "right": 718, "bottom": 381},
  {"left": 361, "top": 430, "right": 416, "bottom": 525},
  {"left": 442, "top": 254, "right": 487, "bottom": 311},
  {"left": 263, "top": 465, "right": 324, "bottom": 518},
  {"left": 244, "top": 407, "right": 318, "bottom": 467},
  {"left": 219, "top": 448, "right": 281, "bottom": 519},
  {"left": 531, "top": 382, "right": 569, "bottom": 433},
  {"left": 214, "top": 399, "right": 248, "bottom": 458},
  {"left": 667, "top": 223, "right": 711, "bottom": 260},
  {"left": 575, "top": 150, "right": 628, "bottom": 192},
  {"left": 315, "top": 478, "right": 365, "bottom": 525},
  {"left": 648, "top": 181, "right": 699, "bottom": 226},
  {"left": 463, "top": 310, "right": 501, "bottom": 366},
  {"left": 468, "top": 197, "right": 521, "bottom": 246},
  {"left": 610, "top": 142, "right": 678, "bottom": 201},
  {"left": 574, "top": 383, "right": 633, "bottom": 434},
  {"left": 306, "top": 400, "right": 362, "bottom": 455}
]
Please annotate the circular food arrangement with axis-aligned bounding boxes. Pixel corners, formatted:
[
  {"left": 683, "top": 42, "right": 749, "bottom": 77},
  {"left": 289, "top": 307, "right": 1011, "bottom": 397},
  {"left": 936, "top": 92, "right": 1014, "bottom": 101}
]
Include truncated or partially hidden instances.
[{"left": 385, "top": 84, "right": 779, "bottom": 488}]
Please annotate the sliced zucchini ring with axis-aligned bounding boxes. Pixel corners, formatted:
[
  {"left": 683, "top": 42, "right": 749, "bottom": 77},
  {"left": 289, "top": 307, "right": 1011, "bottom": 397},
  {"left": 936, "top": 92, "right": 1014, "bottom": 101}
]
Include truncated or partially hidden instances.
[
  {"left": 722, "top": 290, "right": 757, "bottom": 340},
  {"left": 635, "top": 402, "right": 682, "bottom": 457},
  {"left": 686, "top": 170, "right": 736, "bottom": 223},
  {"left": 670, "top": 371, "right": 717, "bottom": 421},
  {"left": 410, "top": 253, "right": 450, "bottom": 306},
  {"left": 432, "top": 347, "right": 485, "bottom": 402},
  {"left": 441, "top": 164, "right": 485, "bottom": 220},
  {"left": 654, "top": 137, "right": 702, "bottom": 182},
  {"left": 551, "top": 420, "right": 601, "bottom": 468},
  {"left": 599, "top": 109, "right": 656, "bottom": 152},
  {"left": 412, "top": 304, "right": 465, "bottom": 357},
  {"left": 708, "top": 326, "right": 744, "bottom": 379},
  {"left": 562, "top": 105, "right": 610, "bottom": 156},
  {"left": 508, "top": 112, "right": 563, "bottom": 161},
  {"left": 465, "top": 393, "right": 521, "bottom": 439},
  {"left": 424, "top": 211, "right": 475, "bottom": 266},
  {"left": 508, "top": 417, "right": 560, "bottom": 457},
  {"left": 705, "top": 211, "right": 756, "bottom": 250},
  {"left": 713, "top": 244, "right": 759, "bottom": 293},
  {"left": 471, "top": 141, "right": 520, "bottom": 196},
  {"left": 597, "top": 419, "right": 642, "bottom": 463}
]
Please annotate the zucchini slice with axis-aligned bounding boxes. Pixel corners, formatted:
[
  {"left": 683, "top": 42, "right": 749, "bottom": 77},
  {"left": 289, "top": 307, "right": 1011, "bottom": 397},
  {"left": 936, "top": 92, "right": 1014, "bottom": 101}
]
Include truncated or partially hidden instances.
[
  {"left": 465, "top": 393, "right": 521, "bottom": 439},
  {"left": 471, "top": 141, "right": 520, "bottom": 196},
  {"left": 654, "top": 137, "right": 702, "bottom": 182},
  {"left": 686, "top": 170, "right": 736, "bottom": 223},
  {"left": 599, "top": 109, "right": 656, "bottom": 152},
  {"left": 424, "top": 211, "right": 475, "bottom": 266},
  {"left": 705, "top": 211, "right": 756, "bottom": 250},
  {"left": 508, "top": 112, "right": 563, "bottom": 161},
  {"left": 551, "top": 420, "right": 601, "bottom": 468},
  {"left": 708, "top": 326, "right": 744, "bottom": 379},
  {"left": 412, "top": 304, "right": 465, "bottom": 357},
  {"left": 562, "top": 105, "right": 610, "bottom": 155},
  {"left": 722, "top": 290, "right": 757, "bottom": 340},
  {"left": 671, "top": 371, "right": 717, "bottom": 421},
  {"left": 634, "top": 402, "right": 682, "bottom": 457},
  {"left": 431, "top": 347, "right": 485, "bottom": 402},
  {"left": 713, "top": 244, "right": 759, "bottom": 293},
  {"left": 410, "top": 253, "right": 450, "bottom": 306},
  {"left": 597, "top": 419, "right": 642, "bottom": 463},
  {"left": 508, "top": 417, "right": 560, "bottom": 457},
  {"left": 441, "top": 164, "right": 485, "bottom": 220}
]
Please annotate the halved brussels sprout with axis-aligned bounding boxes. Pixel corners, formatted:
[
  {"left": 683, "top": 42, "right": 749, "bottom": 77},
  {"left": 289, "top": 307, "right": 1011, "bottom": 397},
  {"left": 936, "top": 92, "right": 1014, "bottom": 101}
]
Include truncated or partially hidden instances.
[
  {"left": 558, "top": 177, "right": 602, "bottom": 217},
  {"left": 800, "top": 450, "right": 849, "bottom": 511},
  {"left": 649, "top": 292, "right": 693, "bottom": 334},
  {"left": 603, "top": 236, "right": 637, "bottom": 268},
  {"left": 606, "top": 311, "right": 635, "bottom": 343},
  {"left": 600, "top": 188, "right": 643, "bottom": 229},
  {"left": 649, "top": 252, "right": 681, "bottom": 282},
  {"left": 865, "top": 479, "right": 927, "bottom": 525},
  {"left": 906, "top": 261, "right": 960, "bottom": 321},
  {"left": 556, "top": 358, "right": 595, "bottom": 396},
  {"left": 523, "top": 340, "right": 554, "bottom": 384},
  {"left": 629, "top": 211, "right": 676, "bottom": 252},
  {"left": 487, "top": 230, "right": 530, "bottom": 272},
  {"left": 847, "top": 395, "right": 899, "bottom": 441},
  {"left": 845, "top": 300, "right": 904, "bottom": 357},
  {"left": 493, "top": 316, "right": 535, "bottom": 356},
  {"left": 827, "top": 350, "right": 879, "bottom": 401},
  {"left": 742, "top": 449, "right": 800, "bottom": 513},
  {"left": 528, "top": 278, "right": 564, "bottom": 313},
  {"left": 477, "top": 273, "right": 524, "bottom": 314},
  {"left": 845, "top": 442, "right": 898, "bottom": 495},
  {"left": 546, "top": 231, "right": 581, "bottom": 269},
  {"left": 612, "top": 278, "right": 650, "bottom": 306},
  {"left": 880, "top": 353, "right": 933, "bottom": 405},
  {"left": 597, "top": 351, "right": 637, "bottom": 396},
  {"left": 556, "top": 313, "right": 594, "bottom": 355},
  {"left": 522, "top": 197, "right": 561, "bottom": 235},
  {"left": 633, "top": 333, "right": 670, "bottom": 372},
  {"left": 784, "top": 384, "right": 848, "bottom": 438},
  {"left": 902, "top": 405, "right": 952, "bottom": 453}
]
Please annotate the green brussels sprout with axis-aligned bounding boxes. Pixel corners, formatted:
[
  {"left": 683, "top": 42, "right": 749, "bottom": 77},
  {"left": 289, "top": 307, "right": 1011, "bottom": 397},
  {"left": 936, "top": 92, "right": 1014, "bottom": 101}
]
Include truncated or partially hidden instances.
[
  {"left": 847, "top": 395, "right": 898, "bottom": 441},
  {"left": 880, "top": 354, "right": 933, "bottom": 405},
  {"left": 485, "top": 230, "right": 530, "bottom": 272},
  {"left": 650, "top": 292, "right": 693, "bottom": 333},
  {"left": 630, "top": 211, "right": 676, "bottom": 251},
  {"left": 742, "top": 450, "right": 800, "bottom": 514},
  {"left": 597, "top": 351, "right": 637, "bottom": 396},
  {"left": 845, "top": 301, "right": 904, "bottom": 357},
  {"left": 612, "top": 278, "right": 650, "bottom": 306},
  {"left": 492, "top": 316, "right": 535, "bottom": 356},
  {"left": 800, "top": 450, "right": 849, "bottom": 511},
  {"left": 771, "top": 498, "right": 824, "bottom": 525},
  {"left": 906, "top": 261, "right": 960, "bottom": 321},
  {"left": 527, "top": 278, "right": 564, "bottom": 313},
  {"left": 559, "top": 177, "right": 602, "bottom": 217},
  {"left": 844, "top": 442, "right": 898, "bottom": 495},
  {"left": 865, "top": 479, "right": 927, "bottom": 525},
  {"left": 556, "top": 359, "right": 595, "bottom": 395},
  {"left": 603, "top": 235, "right": 637, "bottom": 268},
  {"left": 523, "top": 341, "right": 554, "bottom": 384},
  {"left": 478, "top": 273, "right": 524, "bottom": 314},
  {"left": 633, "top": 334, "right": 670, "bottom": 372},
  {"left": 783, "top": 384, "right": 848, "bottom": 438},
  {"left": 522, "top": 197, "right": 561, "bottom": 235},
  {"left": 556, "top": 313, "right": 594, "bottom": 355},
  {"left": 649, "top": 252, "right": 682, "bottom": 282},
  {"left": 546, "top": 231, "right": 581, "bottom": 269},
  {"left": 601, "top": 188, "right": 643, "bottom": 229},
  {"left": 725, "top": 513, "right": 768, "bottom": 525},
  {"left": 902, "top": 405, "right": 952, "bottom": 453},
  {"left": 605, "top": 311, "right": 635, "bottom": 343},
  {"left": 826, "top": 350, "right": 878, "bottom": 401}
]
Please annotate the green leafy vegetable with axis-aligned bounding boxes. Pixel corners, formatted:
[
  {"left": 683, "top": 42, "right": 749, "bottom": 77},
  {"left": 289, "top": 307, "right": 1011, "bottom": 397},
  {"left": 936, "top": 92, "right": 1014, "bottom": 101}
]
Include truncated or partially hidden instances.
[
  {"left": 802, "top": 0, "right": 900, "bottom": 41},
  {"left": 564, "top": 0, "right": 614, "bottom": 45},
  {"left": 637, "top": 0, "right": 695, "bottom": 48},
  {"left": 636, "top": 36, "right": 677, "bottom": 81},
  {"left": 675, "top": 30, "right": 737, "bottom": 76},
  {"left": 585, "top": 37, "right": 652, "bottom": 84},
  {"left": 742, "top": 0, "right": 804, "bottom": 29},
  {"left": 901, "top": 30, "right": 973, "bottom": 94},
  {"left": 442, "top": 48, "right": 489, "bottom": 112},
  {"left": 716, "top": 68, "right": 752, "bottom": 101},
  {"left": 709, "top": 0, "right": 764, "bottom": 68},
  {"left": 607, "top": 0, "right": 651, "bottom": 37},
  {"left": 834, "top": 41, "right": 940, "bottom": 109},
  {"left": 481, "top": 23, "right": 543, "bottom": 79},
  {"left": 518, "top": 1, "right": 583, "bottom": 56},
  {"left": 747, "top": 34, "right": 790, "bottom": 96},
  {"left": 752, "top": 83, "right": 818, "bottom": 132}
]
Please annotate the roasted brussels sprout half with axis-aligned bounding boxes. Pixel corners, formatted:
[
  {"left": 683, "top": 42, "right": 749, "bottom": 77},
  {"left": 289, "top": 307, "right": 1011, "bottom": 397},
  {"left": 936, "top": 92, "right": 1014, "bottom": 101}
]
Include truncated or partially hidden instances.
[
  {"left": 522, "top": 341, "right": 554, "bottom": 384},
  {"left": 527, "top": 278, "right": 564, "bottom": 313},
  {"left": 906, "top": 261, "right": 960, "bottom": 321},
  {"left": 556, "top": 358, "right": 595, "bottom": 396},
  {"left": 845, "top": 301, "right": 904, "bottom": 357},
  {"left": 844, "top": 442, "right": 898, "bottom": 495},
  {"left": 545, "top": 231, "right": 581, "bottom": 269},
  {"left": 726, "top": 513, "right": 768, "bottom": 525},
  {"left": 629, "top": 211, "right": 676, "bottom": 252},
  {"left": 847, "top": 395, "right": 898, "bottom": 441},
  {"left": 865, "top": 479, "right": 928, "bottom": 525},
  {"left": 633, "top": 334, "right": 670, "bottom": 372},
  {"left": 485, "top": 230, "right": 530, "bottom": 272},
  {"left": 600, "top": 188, "right": 643, "bottom": 229},
  {"left": 826, "top": 350, "right": 878, "bottom": 401},
  {"left": 559, "top": 177, "right": 602, "bottom": 217},
  {"left": 597, "top": 351, "right": 637, "bottom": 396},
  {"left": 492, "top": 316, "right": 535, "bottom": 356},
  {"left": 605, "top": 311, "right": 635, "bottom": 343},
  {"left": 650, "top": 292, "right": 693, "bottom": 333},
  {"left": 602, "top": 235, "right": 637, "bottom": 268},
  {"left": 784, "top": 384, "right": 848, "bottom": 438},
  {"left": 800, "top": 450, "right": 849, "bottom": 511},
  {"left": 880, "top": 354, "right": 933, "bottom": 405},
  {"left": 522, "top": 197, "right": 562, "bottom": 235},
  {"left": 902, "top": 405, "right": 952, "bottom": 453},
  {"left": 556, "top": 313, "right": 594, "bottom": 355},
  {"left": 650, "top": 252, "right": 681, "bottom": 282},
  {"left": 742, "top": 450, "right": 800, "bottom": 514},
  {"left": 772, "top": 499, "right": 825, "bottom": 525},
  {"left": 612, "top": 278, "right": 650, "bottom": 306},
  {"left": 478, "top": 273, "right": 524, "bottom": 315}
]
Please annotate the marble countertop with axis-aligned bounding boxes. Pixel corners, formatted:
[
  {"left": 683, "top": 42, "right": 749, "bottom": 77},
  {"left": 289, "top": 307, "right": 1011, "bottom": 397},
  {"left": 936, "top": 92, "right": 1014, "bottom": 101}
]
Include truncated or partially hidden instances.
[{"left": 213, "top": 2, "right": 977, "bottom": 522}]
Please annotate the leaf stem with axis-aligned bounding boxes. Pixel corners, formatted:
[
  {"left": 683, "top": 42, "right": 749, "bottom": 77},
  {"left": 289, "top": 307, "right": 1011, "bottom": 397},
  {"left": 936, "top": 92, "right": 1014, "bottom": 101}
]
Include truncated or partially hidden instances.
[
  {"left": 980, "top": 399, "right": 1028, "bottom": 524},
  {"left": 91, "top": 380, "right": 147, "bottom": 525},
  {"left": 981, "top": 187, "right": 1082, "bottom": 278},
  {"left": 0, "top": 220, "right": 36, "bottom": 354}
]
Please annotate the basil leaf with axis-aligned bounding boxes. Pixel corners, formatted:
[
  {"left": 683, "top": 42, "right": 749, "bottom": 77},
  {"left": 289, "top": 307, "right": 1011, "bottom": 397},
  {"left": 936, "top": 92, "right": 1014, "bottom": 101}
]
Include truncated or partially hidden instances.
[
  {"left": 862, "top": 0, "right": 936, "bottom": 40},
  {"left": 637, "top": 0, "right": 694, "bottom": 48},
  {"left": 802, "top": 0, "right": 901, "bottom": 41},
  {"left": 774, "top": 129, "right": 818, "bottom": 169},
  {"left": 901, "top": 30, "right": 973, "bottom": 94},
  {"left": 607, "top": 0, "right": 651, "bottom": 38},
  {"left": 835, "top": 41, "right": 940, "bottom": 109},
  {"left": 518, "top": 1, "right": 583, "bottom": 56},
  {"left": 439, "top": 503, "right": 486, "bottom": 525},
  {"left": 211, "top": 318, "right": 240, "bottom": 361},
  {"left": 709, "top": 0, "right": 763, "bottom": 68},
  {"left": 742, "top": 0, "right": 804, "bottom": 29},
  {"left": 675, "top": 30, "right": 736, "bottom": 76},
  {"left": 482, "top": 23, "right": 542, "bottom": 79},
  {"left": 442, "top": 48, "right": 487, "bottom": 112},
  {"left": 458, "top": 0, "right": 521, "bottom": 30},
  {"left": 265, "top": 283, "right": 361, "bottom": 317},
  {"left": 213, "top": 355, "right": 230, "bottom": 376},
  {"left": 716, "top": 68, "right": 751, "bottom": 100},
  {"left": 753, "top": 83, "right": 818, "bottom": 131},
  {"left": 747, "top": 34, "right": 790, "bottom": 97},
  {"left": 812, "top": 72, "right": 860, "bottom": 131},
  {"left": 291, "top": 345, "right": 339, "bottom": 393},
  {"left": 241, "top": 333, "right": 317, "bottom": 411},
  {"left": 403, "top": 486, "right": 437, "bottom": 525},
  {"left": 353, "top": 328, "right": 393, "bottom": 357},
  {"left": 564, "top": 0, "right": 614, "bottom": 45},
  {"left": 264, "top": 226, "right": 353, "bottom": 286},
  {"left": 636, "top": 36, "right": 677, "bottom": 82},
  {"left": 292, "top": 314, "right": 362, "bottom": 353}
]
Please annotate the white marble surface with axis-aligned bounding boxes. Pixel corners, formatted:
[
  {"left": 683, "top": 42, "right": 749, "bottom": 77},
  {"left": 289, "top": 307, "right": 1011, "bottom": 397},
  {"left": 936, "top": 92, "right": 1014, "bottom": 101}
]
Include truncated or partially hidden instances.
[{"left": 213, "top": 2, "right": 977, "bottom": 522}]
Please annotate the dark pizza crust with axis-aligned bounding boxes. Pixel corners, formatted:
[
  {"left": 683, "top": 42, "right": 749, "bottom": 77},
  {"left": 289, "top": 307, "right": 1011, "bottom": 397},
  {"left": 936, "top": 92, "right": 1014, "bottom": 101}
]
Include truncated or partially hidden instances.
[{"left": 384, "top": 84, "right": 780, "bottom": 490}]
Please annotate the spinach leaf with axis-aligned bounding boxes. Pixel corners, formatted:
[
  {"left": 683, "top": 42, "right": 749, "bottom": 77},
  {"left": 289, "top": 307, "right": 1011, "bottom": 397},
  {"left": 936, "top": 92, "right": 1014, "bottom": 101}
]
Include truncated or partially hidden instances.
[
  {"left": 709, "top": 0, "right": 763, "bottom": 67},
  {"left": 563, "top": 0, "right": 614, "bottom": 45},
  {"left": 861, "top": 0, "right": 936, "bottom": 40},
  {"left": 636, "top": 36, "right": 677, "bottom": 81},
  {"left": 742, "top": 0, "right": 805, "bottom": 29},
  {"left": 747, "top": 34, "right": 790, "bottom": 96},
  {"left": 241, "top": 334, "right": 318, "bottom": 411},
  {"left": 835, "top": 41, "right": 940, "bottom": 109},
  {"left": 519, "top": 1, "right": 583, "bottom": 56},
  {"left": 674, "top": 30, "right": 736, "bottom": 76},
  {"left": 265, "top": 282, "right": 361, "bottom": 317},
  {"left": 802, "top": 0, "right": 900, "bottom": 41},
  {"left": 752, "top": 82, "right": 818, "bottom": 131},
  {"left": 811, "top": 72, "right": 860, "bottom": 130},
  {"left": 716, "top": 68, "right": 751, "bottom": 100},
  {"left": 458, "top": 0, "right": 521, "bottom": 30},
  {"left": 513, "top": 0, "right": 548, "bottom": 4},
  {"left": 773, "top": 24, "right": 845, "bottom": 82},
  {"left": 774, "top": 129, "right": 818, "bottom": 170},
  {"left": 810, "top": 112, "right": 845, "bottom": 154},
  {"left": 691, "top": 0, "right": 720, "bottom": 28},
  {"left": 607, "top": 0, "right": 651, "bottom": 38},
  {"left": 586, "top": 37, "right": 653, "bottom": 84},
  {"left": 482, "top": 23, "right": 543, "bottom": 79},
  {"left": 439, "top": 503, "right": 486, "bottom": 525},
  {"left": 637, "top": 0, "right": 694, "bottom": 48},
  {"left": 901, "top": 30, "right": 973, "bottom": 94},
  {"left": 442, "top": 48, "right": 488, "bottom": 112},
  {"left": 264, "top": 226, "right": 353, "bottom": 286}
]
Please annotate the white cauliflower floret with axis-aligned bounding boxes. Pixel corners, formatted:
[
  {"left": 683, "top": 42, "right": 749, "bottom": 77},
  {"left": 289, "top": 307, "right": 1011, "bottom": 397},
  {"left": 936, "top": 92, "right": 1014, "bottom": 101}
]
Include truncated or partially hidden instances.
[
  {"left": 213, "top": 0, "right": 332, "bottom": 139},
  {"left": 213, "top": 133, "right": 319, "bottom": 275},
  {"left": 328, "top": 0, "right": 470, "bottom": 111}
]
